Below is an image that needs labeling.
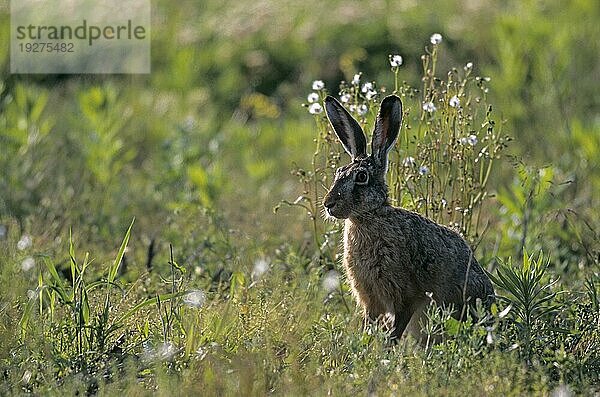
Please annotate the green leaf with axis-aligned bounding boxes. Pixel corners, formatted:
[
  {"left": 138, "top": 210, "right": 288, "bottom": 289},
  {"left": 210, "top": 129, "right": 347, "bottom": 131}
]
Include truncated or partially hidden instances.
[
  {"left": 108, "top": 218, "right": 135, "bottom": 284},
  {"left": 19, "top": 296, "right": 35, "bottom": 340},
  {"left": 43, "top": 258, "right": 70, "bottom": 304}
]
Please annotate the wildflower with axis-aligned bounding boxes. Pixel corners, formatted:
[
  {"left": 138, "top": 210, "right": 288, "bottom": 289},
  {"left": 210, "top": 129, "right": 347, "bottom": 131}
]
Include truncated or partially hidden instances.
[
  {"left": 551, "top": 384, "right": 572, "bottom": 397},
  {"left": 419, "top": 165, "right": 429, "bottom": 175},
  {"left": 182, "top": 115, "right": 196, "bottom": 132},
  {"left": 307, "top": 92, "right": 319, "bottom": 103},
  {"left": 507, "top": 343, "right": 520, "bottom": 351},
  {"left": 252, "top": 257, "right": 269, "bottom": 280},
  {"left": 425, "top": 291, "right": 434, "bottom": 299},
  {"left": 351, "top": 74, "right": 361, "bottom": 85},
  {"left": 183, "top": 289, "right": 206, "bottom": 308},
  {"left": 389, "top": 54, "right": 403, "bottom": 67},
  {"left": 361, "top": 82, "right": 373, "bottom": 93},
  {"left": 430, "top": 33, "right": 443, "bottom": 45},
  {"left": 357, "top": 104, "right": 368, "bottom": 116},
  {"left": 340, "top": 93, "right": 351, "bottom": 103},
  {"left": 27, "top": 289, "right": 38, "bottom": 300},
  {"left": 449, "top": 95, "right": 460, "bottom": 108},
  {"left": 349, "top": 104, "right": 357, "bottom": 113},
  {"left": 21, "top": 370, "right": 32, "bottom": 384},
  {"left": 365, "top": 90, "right": 377, "bottom": 100},
  {"left": 308, "top": 103, "right": 323, "bottom": 115},
  {"left": 486, "top": 328, "right": 494, "bottom": 345},
  {"left": 156, "top": 342, "right": 177, "bottom": 361},
  {"left": 402, "top": 156, "right": 415, "bottom": 167},
  {"left": 380, "top": 359, "right": 391, "bottom": 366},
  {"left": 467, "top": 134, "right": 478, "bottom": 146},
  {"left": 17, "top": 235, "right": 32, "bottom": 250},
  {"left": 322, "top": 270, "right": 340, "bottom": 293},
  {"left": 460, "top": 137, "right": 468, "bottom": 145},
  {"left": 21, "top": 257, "right": 35, "bottom": 272},
  {"left": 422, "top": 101, "right": 436, "bottom": 113},
  {"left": 465, "top": 62, "right": 473, "bottom": 71},
  {"left": 312, "top": 80, "right": 324, "bottom": 90}
]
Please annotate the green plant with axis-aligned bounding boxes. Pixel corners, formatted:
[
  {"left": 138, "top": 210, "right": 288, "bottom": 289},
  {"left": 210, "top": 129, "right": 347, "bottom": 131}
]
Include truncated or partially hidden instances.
[
  {"left": 18, "top": 219, "right": 186, "bottom": 377},
  {"left": 488, "top": 251, "right": 561, "bottom": 362},
  {"left": 0, "top": 83, "right": 53, "bottom": 227}
]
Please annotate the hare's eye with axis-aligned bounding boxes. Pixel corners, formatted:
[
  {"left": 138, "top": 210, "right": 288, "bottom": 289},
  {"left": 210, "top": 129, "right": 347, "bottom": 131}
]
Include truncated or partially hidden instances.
[{"left": 354, "top": 170, "right": 369, "bottom": 184}]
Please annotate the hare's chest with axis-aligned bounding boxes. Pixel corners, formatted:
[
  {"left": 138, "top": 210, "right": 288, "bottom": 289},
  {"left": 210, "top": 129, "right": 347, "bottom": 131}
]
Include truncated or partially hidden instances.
[{"left": 343, "top": 223, "right": 392, "bottom": 279}]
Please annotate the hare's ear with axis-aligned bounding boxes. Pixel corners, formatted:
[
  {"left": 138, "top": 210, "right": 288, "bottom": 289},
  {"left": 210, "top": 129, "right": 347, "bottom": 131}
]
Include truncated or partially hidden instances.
[
  {"left": 371, "top": 95, "right": 402, "bottom": 170},
  {"left": 325, "top": 96, "right": 367, "bottom": 159}
]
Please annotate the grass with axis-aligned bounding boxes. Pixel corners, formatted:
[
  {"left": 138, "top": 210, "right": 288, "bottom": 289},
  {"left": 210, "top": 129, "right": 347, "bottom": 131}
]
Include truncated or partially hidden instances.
[{"left": 1, "top": 0, "right": 599, "bottom": 395}]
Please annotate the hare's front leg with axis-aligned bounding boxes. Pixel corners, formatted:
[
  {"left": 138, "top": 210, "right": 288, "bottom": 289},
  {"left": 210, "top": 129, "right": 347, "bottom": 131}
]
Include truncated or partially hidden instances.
[{"left": 390, "top": 305, "right": 416, "bottom": 340}]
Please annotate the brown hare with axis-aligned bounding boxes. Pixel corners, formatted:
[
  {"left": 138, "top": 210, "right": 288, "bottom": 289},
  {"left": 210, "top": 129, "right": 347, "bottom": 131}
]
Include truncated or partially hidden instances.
[{"left": 323, "top": 94, "right": 495, "bottom": 340}]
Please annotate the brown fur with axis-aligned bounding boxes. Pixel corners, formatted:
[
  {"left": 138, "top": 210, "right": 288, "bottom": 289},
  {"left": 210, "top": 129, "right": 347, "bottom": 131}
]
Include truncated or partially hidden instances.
[{"left": 323, "top": 95, "right": 494, "bottom": 339}]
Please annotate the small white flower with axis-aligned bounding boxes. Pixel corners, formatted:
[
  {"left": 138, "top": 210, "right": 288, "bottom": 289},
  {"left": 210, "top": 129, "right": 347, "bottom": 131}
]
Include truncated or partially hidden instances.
[
  {"left": 465, "top": 62, "right": 473, "bottom": 71},
  {"left": 468, "top": 134, "right": 478, "bottom": 146},
  {"left": 27, "top": 289, "right": 38, "bottom": 300},
  {"left": 322, "top": 270, "right": 340, "bottom": 293},
  {"left": 422, "top": 101, "right": 436, "bottom": 113},
  {"left": 402, "top": 156, "right": 415, "bottom": 167},
  {"left": 308, "top": 103, "right": 323, "bottom": 115},
  {"left": 508, "top": 343, "right": 520, "bottom": 351},
  {"left": 430, "top": 33, "right": 443, "bottom": 45},
  {"left": 141, "top": 341, "right": 154, "bottom": 362},
  {"left": 183, "top": 289, "right": 206, "bottom": 308},
  {"left": 183, "top": 115, "right": 196, "bottom": 131},
  {"left": 21, "top": 257, "right": 35, "bottom": 272},
  {"left": 484, "top": 76, "right": 491, "bottom": 82},
  {"left": 17, "top": 235, "right": 32, "bottom": 250},
  {"left": 486, "top": 329, "right": 494, "bottom": 345},
  {"left": 156, "top": 342, "right": 177, "bottom": 361},
  {"left": 449, "top": 95, "right": 460, "bottom": 108},
  {"left": 352, "top": 74, "right": 361, "bottom": 85},
  {"left": 21, "top": 370, "right": 32, "bottom": 384},
  {"left": 307, "top": 92, "right": 319, "bottom": 103},
  {"left": 194, "top": 266, "right": 202, "bottom": 275},
  {"left": 380, "top": 359, "right": 391, "bottom": 366},
  {"left": 357, "top": 104, "right": 368, "bottom": 116},
  {"left": 252, "top": 257, "right": 269, "bottom": 279},
  {"left": 365, "top": 90, "right": 377, "bottom": 100},
  {"left": 551, "top": 384, "right": 572, "bottom": 397},
  {"left": 340, "top": 93, "right": 351, "bottom": 103},
  {"left": 389, "top": 54, "right": 403, "bottom": 67},
  {"left": 419, "top": 165, "right": 429, "bottom": 175},
  {"left": 312, "top": 80, "right": 324, "bottom": 90},
  {"left": 349, "top": 104, "right": 357, "bottom": 113},
  {"left": 361, "top": 82, "right": 373, "bottom": 93},
  {"left": 460, "top": 137, "right": 468, "bottom": 145}
]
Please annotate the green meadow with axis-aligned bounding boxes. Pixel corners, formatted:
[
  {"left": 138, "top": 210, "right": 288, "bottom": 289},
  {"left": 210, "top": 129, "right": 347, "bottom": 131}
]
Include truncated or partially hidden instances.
[{"left": 1, "top": 0, "right": 599, "bottom": 395}]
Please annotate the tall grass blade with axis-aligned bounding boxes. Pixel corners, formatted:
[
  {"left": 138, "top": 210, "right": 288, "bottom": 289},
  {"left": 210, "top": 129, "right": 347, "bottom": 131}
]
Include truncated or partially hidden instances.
[{"left": 108, "top": 218, "right": 135, "bottom": 284}]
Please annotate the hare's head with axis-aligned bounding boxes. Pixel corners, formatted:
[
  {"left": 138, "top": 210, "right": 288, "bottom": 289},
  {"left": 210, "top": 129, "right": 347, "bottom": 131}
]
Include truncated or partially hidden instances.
[{"left": 323, "top": 95, "right": 402, "bottom": 219}]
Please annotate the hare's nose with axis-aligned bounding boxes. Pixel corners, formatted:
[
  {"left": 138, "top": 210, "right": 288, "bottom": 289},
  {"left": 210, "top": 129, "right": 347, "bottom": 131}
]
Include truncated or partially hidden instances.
[{"left": 324, "top": 196, "right": 336, "bottom": 209}]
